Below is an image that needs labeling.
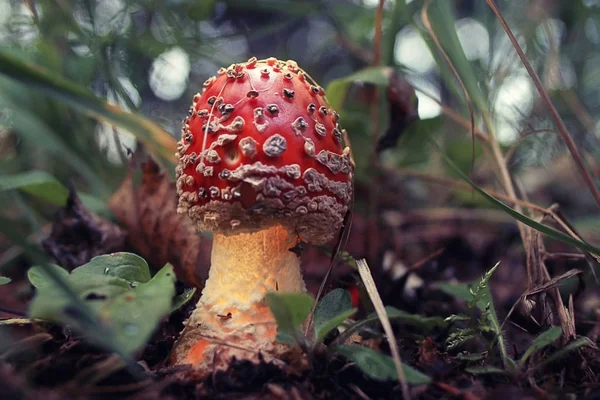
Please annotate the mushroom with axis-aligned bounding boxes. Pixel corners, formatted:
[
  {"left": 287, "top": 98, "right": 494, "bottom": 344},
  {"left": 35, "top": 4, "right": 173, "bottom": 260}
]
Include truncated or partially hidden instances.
[{"left": 172, "top": 57, "right": 354, "bottom": 370}]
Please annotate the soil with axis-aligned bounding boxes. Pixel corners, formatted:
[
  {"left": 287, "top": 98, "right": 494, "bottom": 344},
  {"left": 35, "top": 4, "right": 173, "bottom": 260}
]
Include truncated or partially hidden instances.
[{"left": 1, "top": 181, "right": 599, "bottom": 399}]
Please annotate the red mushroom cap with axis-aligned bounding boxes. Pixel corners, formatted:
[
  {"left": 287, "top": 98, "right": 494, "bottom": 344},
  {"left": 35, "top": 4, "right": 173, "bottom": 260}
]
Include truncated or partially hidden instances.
[{"left": 175, "top": 57, "right": 353, "bottom": 244}]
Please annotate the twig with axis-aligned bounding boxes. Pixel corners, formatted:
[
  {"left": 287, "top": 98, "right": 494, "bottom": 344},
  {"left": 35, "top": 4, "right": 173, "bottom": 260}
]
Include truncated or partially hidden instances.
[
  {"left": 365, "top": 0, "right": 385, "bottom": 268},
  {"left": 486, "top": 0, "right": 600, "bottom": 209},
  {"left": 407, "top": 247, "right": 444, "bottom": 272},
  {"left": 500, "top": 269, "right": 582, "bottom": 332},
  {"left": 349, "top": 384, "right": 373, "bottom": 400},
  {"left": 544, "top": 252, "right": 587, "bottom": 261},
  {"left": 386, "top": 166, "right": 600, "bottom": 262},
  {"left": 356, "top": 259, "right": 410, "bottom": 400},
  {"left": 373, "top": 0, "right": 385, "bottom": 66}
]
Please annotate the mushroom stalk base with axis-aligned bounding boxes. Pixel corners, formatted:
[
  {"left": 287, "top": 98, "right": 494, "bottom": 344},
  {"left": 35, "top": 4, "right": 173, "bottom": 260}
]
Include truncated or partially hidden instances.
[{"left": 172, "top": 224, "right": 305, "bottom": 368}]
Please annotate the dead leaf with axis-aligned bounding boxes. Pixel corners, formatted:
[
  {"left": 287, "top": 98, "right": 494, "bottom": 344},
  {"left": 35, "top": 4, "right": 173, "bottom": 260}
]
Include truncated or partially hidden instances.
[
  {"left": 109, "top": 158, "right": 210, "bottom": 288},
  {"left": 376, "top": 70, "right": 419, "bottom": 153},
  {"left": 417, "top": 337, "right": 439, "bottom": 367},
  {"left": 42, "top": 189, "right": 126, "bottom": 270}
]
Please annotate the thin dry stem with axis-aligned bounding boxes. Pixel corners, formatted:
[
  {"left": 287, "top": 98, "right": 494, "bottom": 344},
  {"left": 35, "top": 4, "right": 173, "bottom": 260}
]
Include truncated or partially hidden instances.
[
  {"left": 372, "top": 0, "right": 385, "bottom": 66},
  {"left": 366, "top": 0, "right": 385, "bottom": 267},
  {"left": 486, "top": 0, "right": 600, "bottom": 209},
  {"left": 387, "top": 166, "right": 599, "bottom": 262},
  {"left": 356, "top": 259, "right": 410, "bottom": 400}
]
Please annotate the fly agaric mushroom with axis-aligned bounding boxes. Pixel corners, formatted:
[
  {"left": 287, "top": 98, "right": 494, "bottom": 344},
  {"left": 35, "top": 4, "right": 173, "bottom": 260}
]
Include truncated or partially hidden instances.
[{"left": 172, "top": 57, "right": 354, "bottom": 369}]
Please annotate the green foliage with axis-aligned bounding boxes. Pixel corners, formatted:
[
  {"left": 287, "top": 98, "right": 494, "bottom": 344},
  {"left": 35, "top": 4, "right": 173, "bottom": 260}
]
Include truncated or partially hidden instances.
[
  {"left": 440, "top": 263, "right": 513, "bottom": 368},
  {"left": 0, "top": 276, "right": 11, "bottom": 285},
  {"left": 519, "top": 327, "right": 562, "bottom": 367},
  {"left": 0, "top": 170, "right": 106, "bottom": 212},
  {"left": 421, "top": 1, "right": 490, "bottom": 120},
  {"left": 28, "top": 252, "right": 177, "bottom": 354},
  {"left": 172, "top": 287, "right": 197, "bottom": 312},
  {"left": 434, "top": 141, "right": 600, "bottom": 256},
  {"left": 465, "top": 366, "right": 508, "bottom": 376},
  {"left": 0, "top": 171, "right": 69, "bottom": 206},
  {"left": 336, "top": 345, "right": 431, "bottom": 384},
  {"left": 455, "top": 352, "right": 486, "bottom": 362},
  {"left": 0, "top": 52, "right": 177, "bottom": 167},
  {"left": 439, "top": 267, "right": 587, "bottom": 375},
  {"left": 335, "top": 306, "right": 446, "bottom": 347},
  {"left": 267, "top": 289, "right": 431, "bottom": 384},
  {"left": 313, "top": 288, "right": 356, "bottom": 342},
  {"left": 467, "top": 264, "right": 500, "bottom": 310},
  {"left": 265, "top": 292, "right": 313, "bottom": 345},
  {"left": 442, "top": 264, "right": 499, "bottom": 351},
  {"left": 532, "top": 337, "right": 593, "bottom": 370}
]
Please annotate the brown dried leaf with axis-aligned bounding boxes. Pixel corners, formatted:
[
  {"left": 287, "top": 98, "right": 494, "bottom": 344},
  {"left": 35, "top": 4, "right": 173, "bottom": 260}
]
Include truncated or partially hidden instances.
[
  {"left": 109, "top": 159, "right": 210, "bottom": 288},
  {"left": 42, "top": 189, "right": 127, "bottom": 269},
  {"left": 376, "top": 70, "right": 419, "bottom": 153},
  {"left": 417, "top": 337, "right": 439, "bottom": 367}
]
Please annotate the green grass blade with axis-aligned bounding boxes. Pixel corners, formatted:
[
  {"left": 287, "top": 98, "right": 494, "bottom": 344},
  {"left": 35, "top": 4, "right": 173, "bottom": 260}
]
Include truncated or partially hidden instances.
[
  {"left": 0, "top": 51, "right": 177, "bottom": 166},
  {"left": 421, "top": 1, "right": 489, "bottom": 117},
  {"left": 519, "top": 326, "right": 562, "bottom": 367},
  {"left": 0, "top": 171, "right": 68, "bottom": 206},
  {"left": 0, "top": 170, "right": 107, "bottom": 212},
  {"left": 533, "top": 337, "right": 593, "bottom": 370},
  {"left": 465, "top": 366, "right": 508, "bottom": 376},
  {"left": 336, "top": 345, "right": 431, "bottom": 384},
  {"left": 0, "top": 94, "right": 107, "bottom": 193},
  {"left": 432, "top": 140, "right": 600, "bottom": 256}
]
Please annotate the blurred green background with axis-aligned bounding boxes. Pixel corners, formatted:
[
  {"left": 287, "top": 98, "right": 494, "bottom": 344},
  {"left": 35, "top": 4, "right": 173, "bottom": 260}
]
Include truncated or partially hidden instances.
[{"left": 1, "top": 0, "right": 599, "bottom": 272}]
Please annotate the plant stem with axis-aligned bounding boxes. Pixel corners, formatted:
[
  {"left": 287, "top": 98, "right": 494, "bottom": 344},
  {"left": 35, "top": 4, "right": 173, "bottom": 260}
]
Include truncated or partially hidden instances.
[{"left": 485, "top": 0, "right": 600, "bottom": 209}]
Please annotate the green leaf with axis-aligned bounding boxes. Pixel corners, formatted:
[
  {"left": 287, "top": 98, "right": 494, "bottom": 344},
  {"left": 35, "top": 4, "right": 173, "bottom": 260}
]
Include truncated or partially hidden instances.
[
  {"left": 519, "top": 327, "right": 562, "bottom": 366},
  {"left": 334, "top": 306, "right": 446, "bottom": 347},
  {"left": 433, "top": 140, "right": 600, "bottom": 256},
  {"left": 0, "top": 171, "right": 107, "bottom": 211},
  {"left": 27, "top": 255, "right": 177, "bottom": 354},
  {"left": 0, "top": 51, "right": 177, "bottom": 166},
  {"left": 275, "top": 331, "right": 298, "bottom": 345},
  {"left": 72, "top": 253, "right": 151, "bottom": 283},
  {"left": 383, "top": 307, "right": 447, "bottom": 329},
  {"left": 533, "top": 337, "right": 593, "bottom": 370},
  {"left": 316, "top": 309, "right": 356, "bottom": 343},
  {"left": 336, "top": 345, "right": 431, "bottom": 384},
  {"left": 437, "top": 263, "right": 514, "bottom": 368},
  {"left": 421, "top": 1, "right": 489, "bottom": 118},
  {"left": 436, "top": 282, "right": 473, "bottom": 303},
  {"left": 467, "top": 263, "right": 499, "bottom": 310},
  {"left": 0, "top": 94, "right": 106, "bottom": 191},
  {"left": 1, "top": 215, "right": 130, "bottom": 359},
  {"left": 465, "top": 366, "right": 508, "bottom": 375},
  {"left": 314, "top": 289, "right": 356, "bottom": 342},
  {"left": 105, "top": 264, "right": 176, "bottom": 354},
  {"left": 0, "top": 277, "right": 11, "bottom": 285},
  {"left": 455, "top": 352, "right": 486, "bottom": 362},
  {"left": 265, "top": 292, "right": 313, "bottom": 343},
  {"left": 172, "top": 287, "right": 197, "bottom": 311},
  {"left": 325, "top": 67, "right": 390, "bottom": 110},
  {"left": 0, "top": 171, "right": 68, "bottom": 206},
  {"left": 28, "top": 264, "right": 70, "bottom": 288}
]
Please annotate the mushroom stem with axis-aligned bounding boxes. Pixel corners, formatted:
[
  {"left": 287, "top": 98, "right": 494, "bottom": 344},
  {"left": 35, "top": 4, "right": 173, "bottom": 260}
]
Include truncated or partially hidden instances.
[{"left": 173, "top": 224, "right": 305, "bottom": 366}]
